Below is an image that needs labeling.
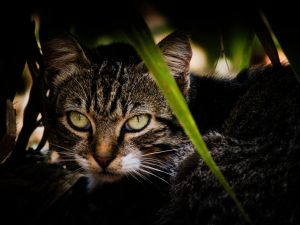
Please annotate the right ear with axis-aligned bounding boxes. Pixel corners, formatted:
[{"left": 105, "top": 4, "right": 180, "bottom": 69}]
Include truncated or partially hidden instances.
[
  {"left": 40, "top": 32, "right": 90, "bottom": 87},
  {"left": 157, "top": 31, "right": 192, "bottom": 96}
]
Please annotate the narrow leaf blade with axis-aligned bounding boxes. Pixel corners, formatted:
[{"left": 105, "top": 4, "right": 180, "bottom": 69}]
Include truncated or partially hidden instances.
[{"left": 120, "top": 17, "right": 252, "bottom": 224}]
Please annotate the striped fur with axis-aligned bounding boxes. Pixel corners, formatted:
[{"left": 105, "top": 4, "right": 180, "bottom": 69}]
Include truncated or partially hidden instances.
[{"left": 43, "top": 31, "right": 192, "bottom": 187}]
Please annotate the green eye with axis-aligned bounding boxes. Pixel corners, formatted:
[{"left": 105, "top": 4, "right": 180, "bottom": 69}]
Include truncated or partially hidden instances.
[
  {"left": 67, "top": 111, "right": 91, "bottom": 131},
  {"left": 125, "top": 114, "right": 150, "bottom": 132}
]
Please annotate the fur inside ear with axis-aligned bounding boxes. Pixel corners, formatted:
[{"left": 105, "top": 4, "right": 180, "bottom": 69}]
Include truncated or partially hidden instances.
[
  {"left": 41, "top": 32, "right": 90, "bottom": 87},
  {"left": 158, "top": 31, "right": 192, "bottom": 96}
]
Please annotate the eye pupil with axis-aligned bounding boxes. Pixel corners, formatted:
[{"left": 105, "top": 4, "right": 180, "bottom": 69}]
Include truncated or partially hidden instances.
[
  {"left": 68, "top": 111, "right": 91, "bottom": 131},
  {"left": 125, "top": 114, "right": 150, "bottom": 132}
]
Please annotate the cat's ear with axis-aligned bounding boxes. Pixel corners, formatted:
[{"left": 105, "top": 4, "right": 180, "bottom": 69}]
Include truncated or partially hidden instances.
[
  {"left": 158, "top": 31, "right": 192, "bottom": 95},
  {"left": 41, "top": 32, "right": 90, "bottom": 87}
]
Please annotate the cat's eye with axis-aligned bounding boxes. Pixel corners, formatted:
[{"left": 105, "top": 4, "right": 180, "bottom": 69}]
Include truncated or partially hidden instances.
[
  {"left": 125, "top": 114, "right": 150, "bottom": 132},
  {"left": 67, "top": 111, "right": 91, "bottom": 131}
]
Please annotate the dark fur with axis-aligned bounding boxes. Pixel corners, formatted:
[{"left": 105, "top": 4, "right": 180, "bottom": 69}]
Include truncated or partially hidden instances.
[{"left": 159, "top": 65, "right": 300, "bottom": 225}]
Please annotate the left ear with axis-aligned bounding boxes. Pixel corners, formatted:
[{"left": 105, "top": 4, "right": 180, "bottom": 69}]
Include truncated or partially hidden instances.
[
  {"left": 40, "top": 31, "right": 90, "bottom": 88},
  {"left": 158, "top": 31, "right": 192, "bottom": 96}
]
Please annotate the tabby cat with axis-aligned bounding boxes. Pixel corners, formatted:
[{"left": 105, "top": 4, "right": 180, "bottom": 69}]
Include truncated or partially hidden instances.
[
  {"left": 41, "top": 31, "right": 194, "bottom": 225},
  {"left": 43, "top": 31, "right": 193, "bottom": 187},
  {"left": 41, "top": 31, "right": 300, "bottom": 225}
]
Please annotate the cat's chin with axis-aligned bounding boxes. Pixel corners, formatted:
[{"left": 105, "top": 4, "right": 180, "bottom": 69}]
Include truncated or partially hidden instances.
[{"left": 86, "top": 172, "right": 123, "bottom": 189}]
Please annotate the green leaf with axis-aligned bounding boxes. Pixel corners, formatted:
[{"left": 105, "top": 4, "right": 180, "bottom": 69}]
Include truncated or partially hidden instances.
[
  {"left": 229, "top": 31, "right": 255, "bottom": 71},
  {"left": 261, "top": 8, "right": 300, "bottom": 82},
  {"left": 119, "top": 16, "right": 252, "bottom": 224}
]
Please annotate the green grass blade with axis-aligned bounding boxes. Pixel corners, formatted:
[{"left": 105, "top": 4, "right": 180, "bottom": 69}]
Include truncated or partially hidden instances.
[
  {"left": 120, "top": 18, "right": 252, "bottom": 224},
  {"left": 258, "top": 10, "right": 300, "bottom": 82}
]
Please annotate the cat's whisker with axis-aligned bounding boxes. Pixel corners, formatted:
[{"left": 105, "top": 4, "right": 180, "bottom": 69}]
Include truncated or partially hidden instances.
[
  {"left": 72, "top": 157, "right": 88, "bottom": 166},
  {"left": 142, "top": 148, "right": 181, "bottom": 157},
  {"left": 58, "top": 158, "right": 78, "bottom": 164},
  {"left": 57, "top": 159, "right": 77, "bottom": 162},
  {"left": 50, "top": 151, "right": 78, "bottom": 161},
  {"left": 58, "top": 159, "right": 86, "bottom": 175},
  {"left": 141, "top": 159, "right": 168, "bottom": 168},
  {"left": 72, "top": 167, "right": 86, "bottom": 174},
  {"left": 50, "top": 144, "right": 88, "bottom": 156},
  {"left": 55, "top": 150, "right": 76, "bottom": 155},
  {"left": 142, "top": 157, "right": 165, "bottom": 164},
  {"left": 141, "top": 161, "right": 166, "bottom": 168},
  {"left": 139, "top": 168, "right": 169, "bottom": 184},
  {"left": 50, "top": 142, "right": 71, "bottom": 150},
  {"left": 133, "top": 170, "right": 153, "bottom": 184},
  {"left": 58, "top": 159, "right": 79, "bottom": 165},
  {"left": 127, "top": 171, "right": 143, "bottom": 184},
  {"left": 56, "top": 152, "right": 77, "bottom": 158},
  {"left": 141, "top": 163, "right": 169, "bottom": 172},
  {"left": 141, "top": 161, "right": 164, "bottom": 167},
  {"left": 50, "top": 143, "right": 76, "bottom": 152},
  {"left": 141, "top": 165, "right": 172, "bottom": 176},
  {"left": 56, "top": 153, "right": 77, "bottom": 159},
  {"left": 54, "top": 170, "right": 84, "bottom": 192}
]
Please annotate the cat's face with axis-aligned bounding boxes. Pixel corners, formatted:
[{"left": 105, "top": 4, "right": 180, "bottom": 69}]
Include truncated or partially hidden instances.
[{"left": 42, "top": 31, "right": 192, "bottom": 185}]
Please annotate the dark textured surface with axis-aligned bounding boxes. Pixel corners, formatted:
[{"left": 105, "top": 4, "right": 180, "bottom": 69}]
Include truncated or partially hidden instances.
[
  {"left": 43, "top": 177, "right": 169, "bottom": 225},
  {"left": 0, "top": 158, "right": 79, "bottom": 225},
  {"left": 159, "top": 66, "right": 300, "bottom": 225},
  {"left": 0, "top": 158, "right": 169, "bottom": 225}
]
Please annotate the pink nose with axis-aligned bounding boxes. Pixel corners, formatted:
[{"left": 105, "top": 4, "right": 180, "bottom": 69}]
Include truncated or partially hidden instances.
[{"left": 94, "top": 156, "right": 114, "bottom": 168}]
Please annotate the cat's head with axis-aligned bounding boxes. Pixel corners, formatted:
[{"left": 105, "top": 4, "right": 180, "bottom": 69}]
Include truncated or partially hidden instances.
[{"left": 42, "top": 31, "right": 192, "bottom": 186}]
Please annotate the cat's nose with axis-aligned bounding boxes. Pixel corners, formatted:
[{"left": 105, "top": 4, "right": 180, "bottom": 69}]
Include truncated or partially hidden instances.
[{"left": 94, "top": 155, "right": 115, "bottom": 169}]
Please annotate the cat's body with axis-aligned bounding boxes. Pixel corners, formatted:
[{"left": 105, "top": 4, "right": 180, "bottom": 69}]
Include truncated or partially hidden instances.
[
  {"left": 188, "top": 67, "right": 260, "bottom": 133},
  {"left": 38, "top": 31, "right": 300, "bottom": 225},
  {"left": 160, "top": 65, "right": 300, "bottom": 225}
]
